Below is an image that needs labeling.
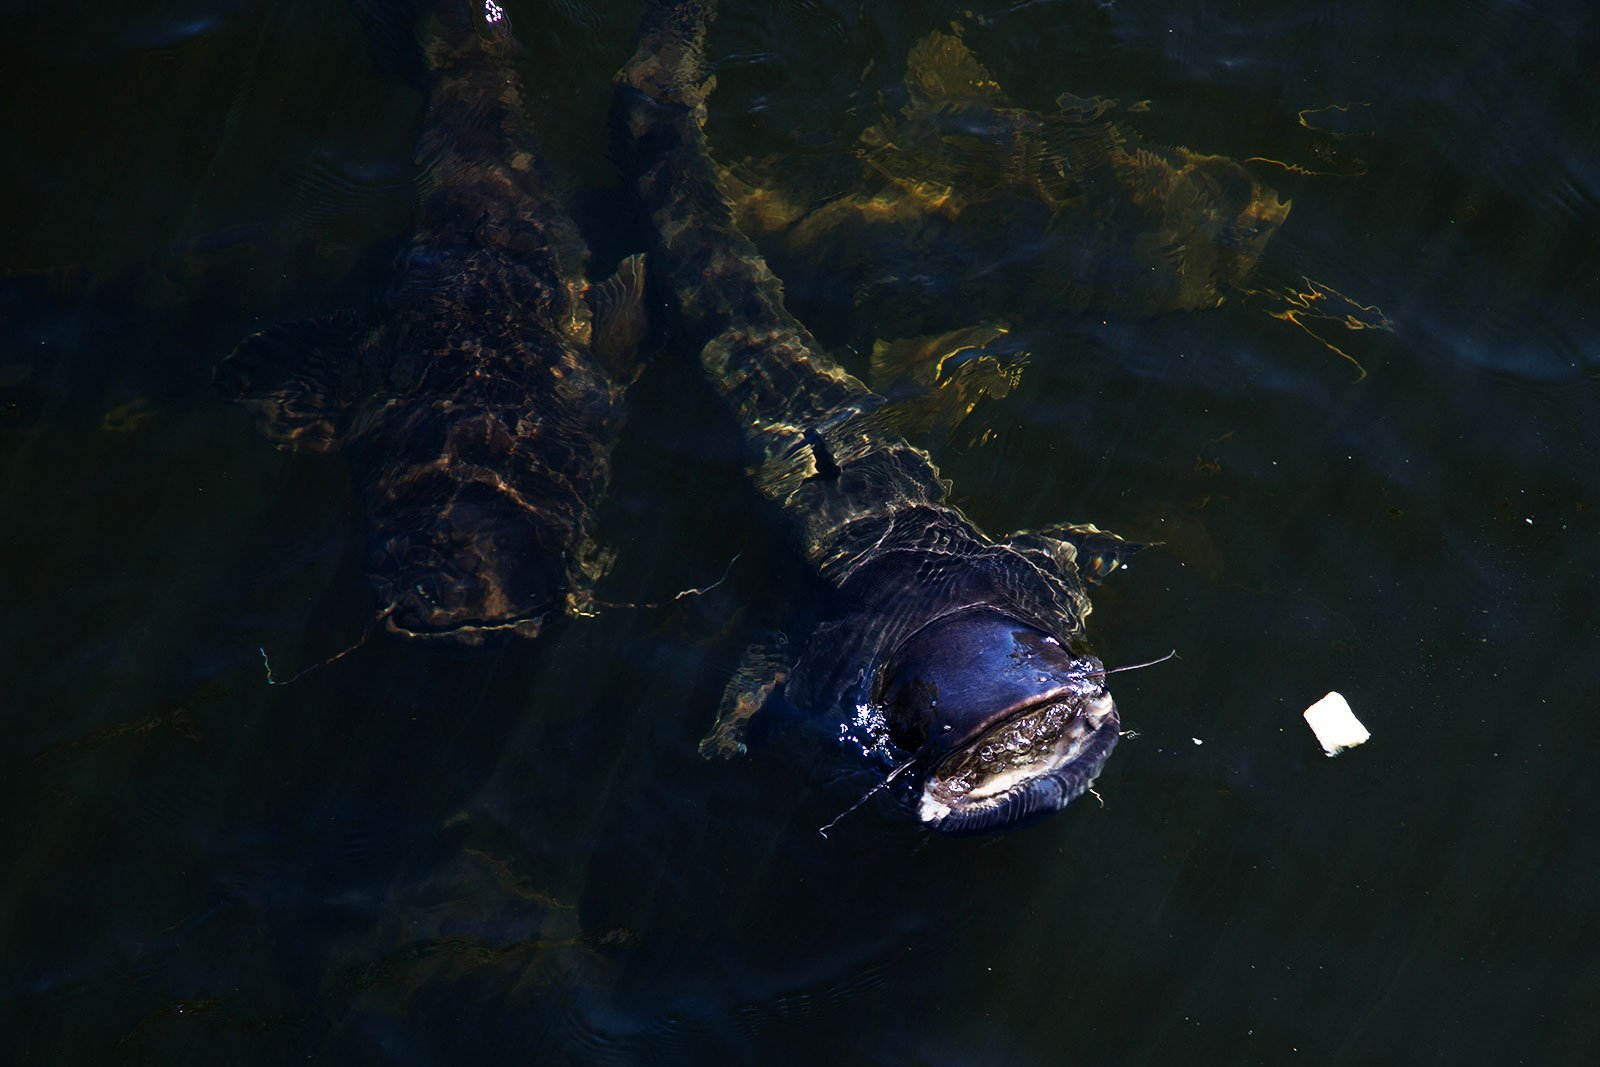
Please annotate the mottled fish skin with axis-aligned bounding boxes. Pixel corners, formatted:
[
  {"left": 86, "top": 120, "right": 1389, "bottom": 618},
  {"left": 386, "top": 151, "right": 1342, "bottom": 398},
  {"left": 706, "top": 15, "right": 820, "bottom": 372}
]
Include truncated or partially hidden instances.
[
  {"left": 219, "top": 1, "right": 644, "bottom": 642},
  {"left": 617, "top": 1, "right": 1124, "bottom": 833}
]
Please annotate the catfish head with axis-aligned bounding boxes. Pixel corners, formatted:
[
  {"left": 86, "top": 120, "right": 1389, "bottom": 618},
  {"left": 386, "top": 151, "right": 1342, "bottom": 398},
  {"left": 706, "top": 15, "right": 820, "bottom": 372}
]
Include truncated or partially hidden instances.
[
  {"left": 878, "top": 607, "right": 1118, "bottom": 834},
  {"left": 372, "top": 487, "right": 569, "bottom": 643}
]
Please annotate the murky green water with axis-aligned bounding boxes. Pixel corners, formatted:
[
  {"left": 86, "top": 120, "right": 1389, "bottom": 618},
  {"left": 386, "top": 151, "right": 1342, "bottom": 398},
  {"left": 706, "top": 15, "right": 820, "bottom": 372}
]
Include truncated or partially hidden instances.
[{"left": 3, "top": 1, "right": 1598, "bottom": 1062}]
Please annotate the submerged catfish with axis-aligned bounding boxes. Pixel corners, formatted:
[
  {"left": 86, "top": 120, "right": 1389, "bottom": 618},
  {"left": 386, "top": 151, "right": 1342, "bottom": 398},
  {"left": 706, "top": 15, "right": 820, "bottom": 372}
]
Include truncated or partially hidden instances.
[
  {"left": 722, "top": 29, "right": 1289, "bottom": 340},
  {"left": 617, "top": 0, "right": 1139, "bottom": 833},
  {"left": 218, "top": 0, "right": 645, "bottom": 641}
]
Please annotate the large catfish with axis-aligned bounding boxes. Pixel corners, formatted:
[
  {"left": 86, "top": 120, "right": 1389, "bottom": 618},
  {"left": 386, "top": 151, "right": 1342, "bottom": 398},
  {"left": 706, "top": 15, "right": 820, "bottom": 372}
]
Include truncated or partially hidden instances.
[
  {"left": 615, "top": 0, "right": 1140, "bottom": 833},
  {"left": 218, "top": 0, "right": 645, "bottom": 641}
]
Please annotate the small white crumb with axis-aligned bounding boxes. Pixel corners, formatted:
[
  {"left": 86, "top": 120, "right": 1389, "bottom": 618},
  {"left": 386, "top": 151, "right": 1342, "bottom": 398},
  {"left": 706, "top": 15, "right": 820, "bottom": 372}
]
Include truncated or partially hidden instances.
[
  {"left": 918, "top": 792, "right": 952, "bottom": 824},
  {"left": 1191, "top": 737, "right": 1203, "bottom": 746},
  {"left": 1302, "top": 691, "right": 1369, "bottom": 756}
]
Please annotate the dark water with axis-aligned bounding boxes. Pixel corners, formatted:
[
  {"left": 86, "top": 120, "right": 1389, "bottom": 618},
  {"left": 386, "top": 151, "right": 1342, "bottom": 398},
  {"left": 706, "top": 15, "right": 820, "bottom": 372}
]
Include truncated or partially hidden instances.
[{"left": 3, "top": 1, "right": 1598, "bottom": 1062}]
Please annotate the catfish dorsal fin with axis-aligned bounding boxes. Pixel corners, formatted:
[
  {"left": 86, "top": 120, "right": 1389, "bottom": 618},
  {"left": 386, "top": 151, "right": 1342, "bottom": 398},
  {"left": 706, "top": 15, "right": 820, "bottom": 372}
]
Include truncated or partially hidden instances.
[
  {"left": 699, "top": 633, "right": 793, "bottom": 760},
  {"left": 215, "top": 310, "right": 371, "bottom": 453},
  {"left": 588, "top": 253, "right": 650, "bottom": 381}
]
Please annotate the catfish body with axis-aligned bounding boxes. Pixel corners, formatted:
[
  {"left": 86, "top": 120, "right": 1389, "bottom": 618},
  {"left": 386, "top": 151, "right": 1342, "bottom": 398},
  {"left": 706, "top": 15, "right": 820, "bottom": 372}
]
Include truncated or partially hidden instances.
[
  {"left": 219, "top": 1, "right": 645, "bottom": 640},
  {"left": 617, "top": 1, "right": 1135, "bottom": 832}
]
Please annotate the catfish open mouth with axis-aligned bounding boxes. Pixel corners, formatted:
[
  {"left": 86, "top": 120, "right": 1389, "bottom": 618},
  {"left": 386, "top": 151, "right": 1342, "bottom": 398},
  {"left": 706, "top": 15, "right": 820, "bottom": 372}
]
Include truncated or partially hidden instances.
[
  {"left": 379, "top": 560, "right": 561, "bottom": 643},
  {"left": 383, "top": 583, "right": 554, "bottom": 643},
  {"left": 916, "top": 685, "right": 1119, "bottom": 834}
]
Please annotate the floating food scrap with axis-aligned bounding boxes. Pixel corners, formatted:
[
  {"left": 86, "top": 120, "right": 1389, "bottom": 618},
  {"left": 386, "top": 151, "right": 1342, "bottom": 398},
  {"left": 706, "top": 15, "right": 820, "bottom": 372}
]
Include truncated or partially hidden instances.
[{"left": 1302, "top": 691, "right": 1369, "bottom": 756}]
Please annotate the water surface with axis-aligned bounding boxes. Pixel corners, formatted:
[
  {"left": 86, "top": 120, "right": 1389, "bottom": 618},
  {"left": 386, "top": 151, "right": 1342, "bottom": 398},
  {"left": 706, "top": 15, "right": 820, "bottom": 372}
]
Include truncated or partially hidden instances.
[{"left": 3, "top": 1, "right": 1598, "bottom": 1062}]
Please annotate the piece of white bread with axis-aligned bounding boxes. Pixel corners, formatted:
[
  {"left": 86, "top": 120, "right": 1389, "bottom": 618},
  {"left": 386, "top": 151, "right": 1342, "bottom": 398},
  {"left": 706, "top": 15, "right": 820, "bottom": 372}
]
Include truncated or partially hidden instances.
[{"left": 1303, "top": 691, "right": 1370, "bottom": 756}]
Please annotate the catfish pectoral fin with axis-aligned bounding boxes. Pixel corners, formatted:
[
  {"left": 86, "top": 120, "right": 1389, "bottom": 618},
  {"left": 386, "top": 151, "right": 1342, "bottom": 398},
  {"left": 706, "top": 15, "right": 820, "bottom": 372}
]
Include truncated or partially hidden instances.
[
  {"left": 865, "top": 322, "right": 1023, "bottom": 446},
  {"left": 1008, "top": 522, "right": 1151, "bottom": 585},
  {"left": 902, "top": 30, "right": 1011, "bottom": 107},
  {"left": 589, "top": 253, "right": 650, "bottom": 381},
  {"left": 215, "top": 310, "right": 371, "bottom": 452},
  {"left": 699, "top": 637, "right": 792, "bottom": 759}
]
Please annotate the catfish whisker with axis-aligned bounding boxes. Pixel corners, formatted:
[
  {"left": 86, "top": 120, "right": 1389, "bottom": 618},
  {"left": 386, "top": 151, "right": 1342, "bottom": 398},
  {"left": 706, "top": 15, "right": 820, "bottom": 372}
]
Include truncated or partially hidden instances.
[
  {"left": 1075, "top": 649, "right": 1178, "bottom": 679},
  {"left": 590, "top": 553, "right": 740, "bottom": 611},
  {"left": 259, "top": 606, "right": 392, "bottom": 686},
  {"left": 819, "top": 754, "right": 923, "bottom": 839}
]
